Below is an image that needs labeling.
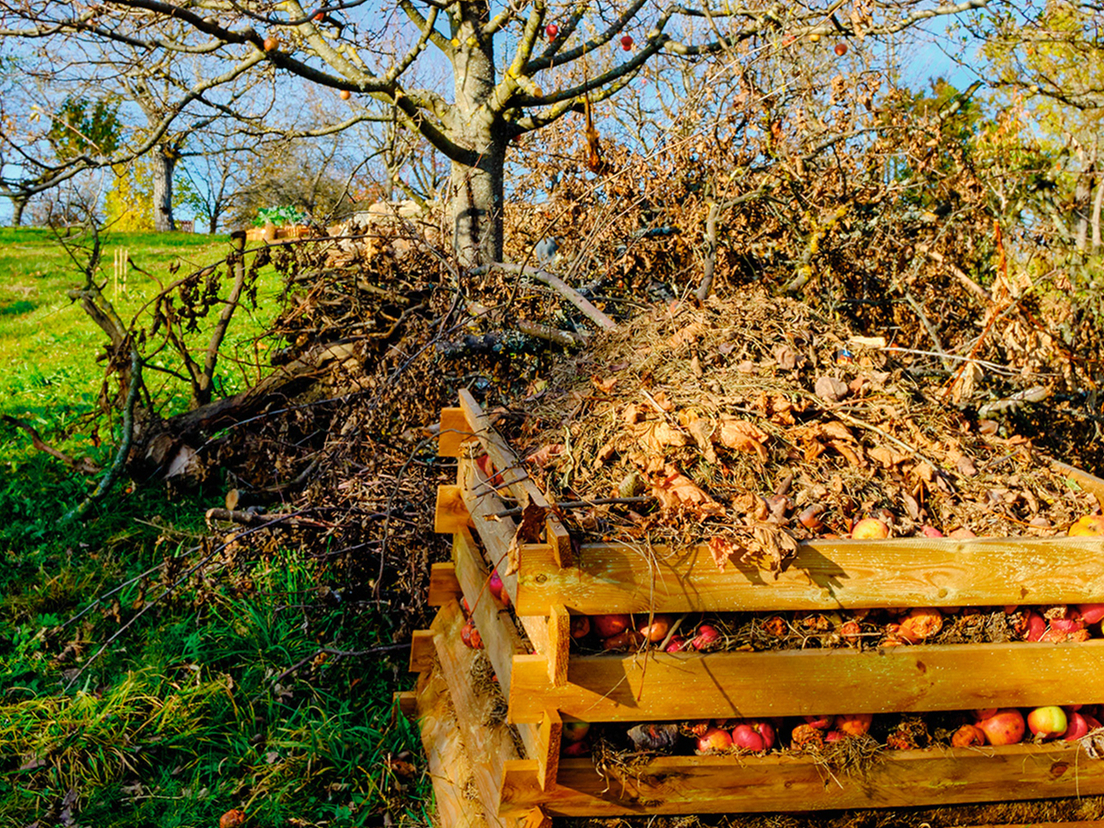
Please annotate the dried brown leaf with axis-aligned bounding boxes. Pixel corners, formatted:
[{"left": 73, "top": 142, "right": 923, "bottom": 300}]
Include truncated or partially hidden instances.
[
  {"left": 815, "top": 375, "right": 850, "bottom": 403},
  {"left": 717, "top": 418, "right": 769, "bottom": 462},
  {"left": 654, "top": 465, "right": 726, "bottom": 518},
  {"left": 708, "top": 536, "right": 740, "bottom": 570},
  {"left": 869, "top": 445, "right": 910, "bottom": 468}
]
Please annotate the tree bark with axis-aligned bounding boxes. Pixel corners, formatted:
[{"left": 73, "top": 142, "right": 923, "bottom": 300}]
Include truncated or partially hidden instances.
[
  {"left": 152, "top": 143, "right": 178, "bottom": 232},
  {"left": 448, "top": 0, "right": 505, "bottom": 268},
  {"left": 10, "top": 194, "right": 27, "bottom": 226}
]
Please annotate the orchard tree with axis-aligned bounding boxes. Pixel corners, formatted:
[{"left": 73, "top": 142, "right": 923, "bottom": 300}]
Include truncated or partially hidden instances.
[{"left": 1, "top": 0, "right": 992, "bottom": 265}]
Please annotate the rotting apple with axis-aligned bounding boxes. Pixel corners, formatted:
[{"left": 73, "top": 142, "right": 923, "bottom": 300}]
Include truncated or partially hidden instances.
[
  {"left": 1021, "top": 611, "right": 1047, "bottom": 641},
  {"left": 460, "top": 618, "right": 483, "bottom": 649},
  {"left": 665, "top": 634, "right": 689, "bottom": 652},
  {"left": 1027, "top": 706, "right": 1068, "bottom": 739},
  {"left": 570, "top": 615, "right": 591, "bottom": 639},
  {"left": 897, "top": 607, "right": 943, "bottom": 643},
  {"left": 920, "top": 524, "right": 944, "bottom": 538},
  {"left": 951, "top": 724, "right": 987, "bottom": 747},
  {"left": 803, "top": 714, "right": 832, "bottom": 730},
  {"left": 562, "top": 738, "right": 590, "bottom": 756},
  {"left": 834, "top": 713, "right": 873, "bottom": 737},
  {"left": 976, "top": 708, "right": 1025, "bottom": 745}
]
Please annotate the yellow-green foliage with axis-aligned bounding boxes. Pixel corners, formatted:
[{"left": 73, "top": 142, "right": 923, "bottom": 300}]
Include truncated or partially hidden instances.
[{"left": 105, "top": 161, "right": 154, "bottom": 231}]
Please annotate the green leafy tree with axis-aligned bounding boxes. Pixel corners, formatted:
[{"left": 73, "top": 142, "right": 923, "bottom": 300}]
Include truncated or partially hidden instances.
[{"left": 46, "top": 95, "right": 123, "bottom": 160}]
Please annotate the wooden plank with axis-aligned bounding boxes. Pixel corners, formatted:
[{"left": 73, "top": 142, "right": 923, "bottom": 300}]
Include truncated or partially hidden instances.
[
  {"left": 413, "top": 668, "right": 492, "bottom": 828},
  {"left": 438, "top": 407, "right": 472, "bottom": 458},
  {"left": 536, "top": 709, "right": 562, "bottom": 792},
  {"left": 514, "top": 536, "right": 1104, "bottom": 615},
  {"left": 451, "top": 528, "right": 543, "bottom": 764},
  {"left": 428, "top": 562, "right": 463, "bottom": 607},
  {"left": 458, "top": 389, "right": 573, "bottom": 567},
  {"left": 409, "top": 629, "right": 436, "bottom": 674},
  {"left": 546, "top": 604, "right": 570, "bottom": 688},
  {"left": 435, "top": 484, "right": 474, "bottom": 534},
  {"left": 393, "top": 690, "right": 416, "bottom": 720},
  {"left": 520, "top": 808, "right": 552, "bottom": 828},
  {"left": 498, "top": 744, "right": 1104, "bottom": 816},
  {"left": 431, "top": 600, "right": 520, "bottom": 828},
  {"left": 507, "top": 640, "right": 1104, "bottom": 723},
  {"left": 1052, "top": 458, "right": 1104, "bottom": 508},
  {"left": 459, "top": 457, "right": 551, "bottom": 659}
]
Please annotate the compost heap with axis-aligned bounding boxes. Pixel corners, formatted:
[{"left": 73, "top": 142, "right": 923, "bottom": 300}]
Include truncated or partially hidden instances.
[{"left": 502, "top": 288, "right": 1098, "bottom": 572}]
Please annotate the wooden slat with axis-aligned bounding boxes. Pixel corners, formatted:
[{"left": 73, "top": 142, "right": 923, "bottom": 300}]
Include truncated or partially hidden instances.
[
  {"left": 1052, "top": 458, "right": 1104, "bottom": 508},
  {"left": 536, "top": 709, "right": 562, "bottom": 792},
  {"left": 451, "top": 528, "right": 543, "bottom": 763},
  {"left": 431, "top": 600, "right": 520, "bottom": 828},
  {"left": 520, "top": 807, "right": 552, "bottom": 828},
  {"left": 514, "top": 536, "right": 1104, "bottom": 615},
  {"left": 409, "top": 629, "right": 436, "bottom": 674},
  {"left": 546, "top": 604, "right": 570, "bottom": 688},
  {"left": 499, "top": 744, "right": 1104, "bottom": 816},
  {"left": 458, "top": 390, "right": 573, "bottom": 567},
  {"left": 428, "top": 562, "right": 463, "bottom": 607},
  {"left": 413, "top": 669, "right": 492, "bottom": 828},
  {"left": 435, "top": 484, "right": 474, "bottom": 534},
  {"left": 507, "top": 640, "right": 1104, "bottom": 723},
  {"left": 438, "top": 406, "right": 472, "bottom": 458},
  {"left": 459, "top": 456, "right": 552, "bottom": 659}
]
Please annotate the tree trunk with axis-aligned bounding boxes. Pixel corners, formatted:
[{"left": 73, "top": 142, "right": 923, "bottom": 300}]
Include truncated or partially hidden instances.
[
  {"left": 10, "top": 194, "right": 27, "bottom": 227},
  {"left": 448, "top": 0, "right": 505, "bottom": 268},
  {"left": 152, "top": 143, "right": 178, "bottom": 232}
]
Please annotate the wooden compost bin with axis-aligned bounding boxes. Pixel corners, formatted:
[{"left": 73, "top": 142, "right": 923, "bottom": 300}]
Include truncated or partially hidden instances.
[{"left": 398, "top": 390, "right": 1104, "bottom": 828}]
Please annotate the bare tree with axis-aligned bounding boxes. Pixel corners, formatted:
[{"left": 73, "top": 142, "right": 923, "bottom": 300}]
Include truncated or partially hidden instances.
[{"left": 0, "top": 0, "right": 991, "bottom": 265}]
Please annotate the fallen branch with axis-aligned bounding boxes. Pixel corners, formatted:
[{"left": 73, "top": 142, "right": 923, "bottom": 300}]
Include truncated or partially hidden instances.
[
  {"left": 473, "top": 262, "right": 617, "bottom": 330},
  {"left": 2, "top": 416, "right": 101, "bottom": 474}
]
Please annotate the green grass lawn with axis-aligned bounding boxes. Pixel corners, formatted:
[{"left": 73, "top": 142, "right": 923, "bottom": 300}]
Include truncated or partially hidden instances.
[
  {"left": 0, "top": 227, "right": 278, "bottom": 464},
  {"left": 0, "top": 227, "right": 428, "bottom": 827}
]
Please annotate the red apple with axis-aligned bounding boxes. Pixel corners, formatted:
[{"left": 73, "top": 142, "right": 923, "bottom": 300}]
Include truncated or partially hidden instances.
[
  {"left": 620, "top": 34, "right": 633, "bottom": 50},
  {"left": 691, "top": 624, "right": 721, "bottom": 650},
  {"left": 834, "top": 42, "right": 848, "bottom": 56},
  {"left": 1062, "top": 712, "right": 1091, "bottom": 741},
  {"left": 731, "top": 723, "right": 766, "bottom": 752},
  {"left": 545, "top": 22, "right": 559, "bottom": 40},
  {"left": 1079, "top": 603, "right": 1104, "bottom": 625},
  {"left": 562, "top": 738, "right": 590, "bottom": 756},
  {"left": 569, "top": 615, "right": 591, "bottom": 639},
  {"left": 665, "top": 634, "right": 689, "bottom": 652},
  {"left": 976, "top": 708, "right": 1026, "bottom": 745},
  {"left": 696, "top": 726, "right": 733, "bottom": 752},
  {"left": 592, "top": 613, "right": 630, "bottom": 638},
  {"left": 488, "top": 570, "right": 504, "bottom": 602},
  {"left": 1022, "top": 611, "right": 1047, "bottom": 641},
  {"left": 920, "top": 524, "right": 944, "bottom": 538},
  {"left": 1027, "top": 706, "right": 1068, "bottom": 740}
]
